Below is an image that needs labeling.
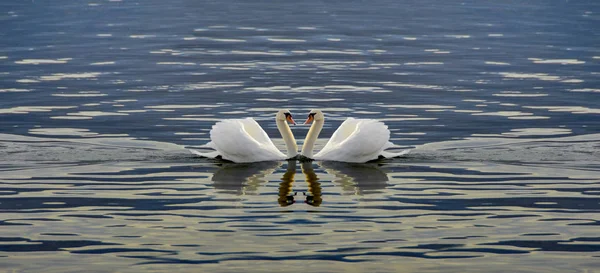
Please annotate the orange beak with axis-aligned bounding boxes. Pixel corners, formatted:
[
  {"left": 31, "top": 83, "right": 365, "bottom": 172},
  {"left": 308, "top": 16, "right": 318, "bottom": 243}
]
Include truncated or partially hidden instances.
[
  {"left": 286, "top": 115, "right": 296, "bottom": 125},
  {"left": 304, "top": 115, "right": 314, "bottom": 125}
]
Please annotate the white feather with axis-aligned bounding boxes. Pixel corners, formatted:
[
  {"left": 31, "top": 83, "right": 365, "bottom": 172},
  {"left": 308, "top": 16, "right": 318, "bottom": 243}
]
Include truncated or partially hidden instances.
[
  {"left": 307, "top": 117, "right": 410, "bottom": 163},
  {"left": 193, "top": 118, "right": 288, "bottom": 163}
]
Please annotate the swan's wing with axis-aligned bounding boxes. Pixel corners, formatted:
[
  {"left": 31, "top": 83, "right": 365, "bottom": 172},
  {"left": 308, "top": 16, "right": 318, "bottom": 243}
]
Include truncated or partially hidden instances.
[
  {"left": 322, "top": 117, "right": 361, "bottom": 149},
  {"left": 314, "top": 118, "right": 390, "bottom": 163},
  {"left": 237, "top": 118, "right": 278, "bottom": 147},
  {"left": 205, "top": 118, "right": 285, "bottom": 162},
  {"left": 237, "top": 118, "right": 288, "bottom": 158}
]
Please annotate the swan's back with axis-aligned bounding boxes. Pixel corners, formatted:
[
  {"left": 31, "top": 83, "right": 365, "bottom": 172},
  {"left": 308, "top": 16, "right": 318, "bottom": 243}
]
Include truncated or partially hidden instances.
[
  {"left": 239, "top": 118, "right": 273, "bottom": 146},
  {"left": 328, "top": 118, "right": 359, "bottom": 144},
  {"left": 314, "top": 118, "right": 391, "bottom": 163},
  {"left": 209, "top": 118, "right": 286, "bottom": 162}
]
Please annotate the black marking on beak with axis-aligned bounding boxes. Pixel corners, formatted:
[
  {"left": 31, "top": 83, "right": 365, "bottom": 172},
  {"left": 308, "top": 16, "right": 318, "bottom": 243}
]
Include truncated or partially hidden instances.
[
  {"left": 304, "top": 113, "right": 316, "bottom": 125},
  {"left": 284, "top": 112, "right": 296, "bottom": 125}
]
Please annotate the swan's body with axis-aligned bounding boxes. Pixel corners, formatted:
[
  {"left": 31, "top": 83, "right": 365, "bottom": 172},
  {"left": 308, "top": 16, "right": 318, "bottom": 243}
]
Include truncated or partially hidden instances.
[
  {"left": 301, "top": 110, "right": 410, "bottom": 163},
  {"left": 190, "top": 110, "right": 297, "bottom": 163}
]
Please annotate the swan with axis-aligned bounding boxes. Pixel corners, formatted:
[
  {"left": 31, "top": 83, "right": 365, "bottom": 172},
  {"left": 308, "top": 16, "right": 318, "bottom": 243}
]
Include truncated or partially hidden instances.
[
  {"left": 300, "top": 110, "right": 410, "bottom": 163},
  {"left": 190, "top": 110, "right": 298, "bottom": 163}
]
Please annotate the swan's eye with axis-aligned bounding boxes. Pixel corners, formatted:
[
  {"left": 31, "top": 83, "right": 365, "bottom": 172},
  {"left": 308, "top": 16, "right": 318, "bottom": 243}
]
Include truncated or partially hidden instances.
[
  {"left": 308, "top": 113, "right": 316, "bottom": 117},
  {"left": 284, "top": 112, "right": 291, "bottom": 117}
]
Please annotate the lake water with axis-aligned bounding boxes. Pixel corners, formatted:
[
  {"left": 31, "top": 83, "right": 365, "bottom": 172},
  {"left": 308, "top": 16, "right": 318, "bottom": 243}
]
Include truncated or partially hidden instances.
[{"left": 1, "top": 0, "right": 600, "bottom": 272}]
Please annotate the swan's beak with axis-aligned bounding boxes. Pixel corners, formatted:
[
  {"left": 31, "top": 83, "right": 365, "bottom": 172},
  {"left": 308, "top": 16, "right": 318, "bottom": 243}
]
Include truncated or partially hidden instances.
[
  {"left": 286, "top": 115, "right": 296, "bottom": 125},
  {"left": 304, "top": 115, "right": 314, "bottom": 125}
]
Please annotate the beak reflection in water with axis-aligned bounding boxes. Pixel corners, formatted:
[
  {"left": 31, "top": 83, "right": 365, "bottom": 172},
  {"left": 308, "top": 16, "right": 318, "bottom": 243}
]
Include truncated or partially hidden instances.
[
  {"left": 278, "top": 161, "right": 296, "bottom": 207},
  {"left": 278, "top": 161, "right": 322, "bottom": 207},
  {"left": 301, "top": 162, "right": 322, "bottom": 207}
]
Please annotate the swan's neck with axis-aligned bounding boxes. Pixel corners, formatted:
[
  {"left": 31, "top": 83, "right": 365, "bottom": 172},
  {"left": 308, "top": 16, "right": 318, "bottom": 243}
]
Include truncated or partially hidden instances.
[
  {"left": 301, "top": 119, "right": 324, "bottom": 158},
  {"left": 276, "top": 119, "right": 298, "bottom": 158}
]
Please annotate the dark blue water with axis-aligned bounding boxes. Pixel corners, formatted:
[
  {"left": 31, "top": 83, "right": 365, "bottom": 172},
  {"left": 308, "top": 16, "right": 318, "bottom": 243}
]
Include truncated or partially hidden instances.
[{"left": 1, "top": 0, "right": 600, "bottom": 272}]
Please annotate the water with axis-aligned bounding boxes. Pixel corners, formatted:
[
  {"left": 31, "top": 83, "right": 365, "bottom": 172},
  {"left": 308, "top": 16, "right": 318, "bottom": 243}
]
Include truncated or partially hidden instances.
[{"left": 1, "top": 0, "right": 600, "bottom": 272}]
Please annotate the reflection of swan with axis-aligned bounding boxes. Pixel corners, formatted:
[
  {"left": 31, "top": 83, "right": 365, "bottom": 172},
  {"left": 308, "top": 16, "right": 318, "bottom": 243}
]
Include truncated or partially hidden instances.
[
  {"left": 300, "top": 110, "right": 410, "bottom": 163},
  {"left": 278, "top": 161, "right": 297, "bottom": 207},
  {"left": 318, "top": 161, "right": 389, "bottom": 193},
  {"left": 209, "top": 160, "right": 388, "bottom": 204},
  {"left": 190, "top": 110, "right": 298, "bottom": 163},
  {"left": 211, "top": 161, "right": 282, "bottom": 194},
  {"left": 301, "top": 162, "right": 322, "bottom": 206}
]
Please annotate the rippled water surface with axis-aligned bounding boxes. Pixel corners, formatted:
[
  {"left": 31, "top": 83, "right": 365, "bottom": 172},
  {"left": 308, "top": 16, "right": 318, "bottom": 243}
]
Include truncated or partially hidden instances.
[{"left": 1, "top": 0, "right": 600, "bottom": 272}]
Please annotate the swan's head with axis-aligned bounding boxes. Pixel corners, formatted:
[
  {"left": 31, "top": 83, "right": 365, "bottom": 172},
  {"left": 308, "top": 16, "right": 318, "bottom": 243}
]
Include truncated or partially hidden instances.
[
  {"left": 304, "top": 109, "right": 324, "bottom": 124},
  {"left": 276, "top": 109, "right": 296, "bottom": 125}
]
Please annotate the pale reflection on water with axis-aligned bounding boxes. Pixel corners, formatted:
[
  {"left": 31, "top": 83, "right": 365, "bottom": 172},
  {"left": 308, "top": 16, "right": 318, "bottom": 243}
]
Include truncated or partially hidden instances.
[{"left": 211, "top": 160, "right": 387, "bottom": 207}]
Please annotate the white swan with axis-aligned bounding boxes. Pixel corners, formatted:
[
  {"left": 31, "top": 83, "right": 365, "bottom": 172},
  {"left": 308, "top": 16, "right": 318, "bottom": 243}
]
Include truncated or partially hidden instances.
[
  {"left": 300, "top": 110, "right": 410, "bottom": 163},
  {"left": 190, "top": 110, "right": 298, "bottom": 163}
]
